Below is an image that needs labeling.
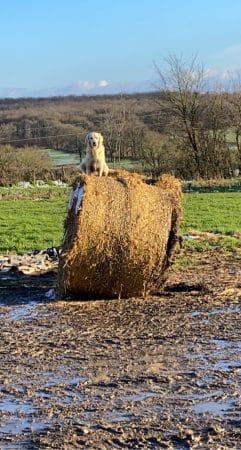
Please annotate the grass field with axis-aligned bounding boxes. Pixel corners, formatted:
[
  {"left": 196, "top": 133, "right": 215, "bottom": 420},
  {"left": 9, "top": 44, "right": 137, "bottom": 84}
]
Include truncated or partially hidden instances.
[
  {"left": 0, "top": 198, "right": 67, "bottom": 253},
  {"left": 0, "top": 189, "right": 241, "bottom": 253},
  {"left": 182, "top": 192, "right": 241, "bottom": 252},
  {"left": 183, "top": 192, "right": 241, "bottom": 234}
]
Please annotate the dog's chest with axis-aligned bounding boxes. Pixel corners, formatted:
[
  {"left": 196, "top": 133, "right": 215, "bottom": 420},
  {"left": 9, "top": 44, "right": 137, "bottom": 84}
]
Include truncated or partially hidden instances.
[{"left": 90, "top": 147, "right": 103, "bottom": 161}]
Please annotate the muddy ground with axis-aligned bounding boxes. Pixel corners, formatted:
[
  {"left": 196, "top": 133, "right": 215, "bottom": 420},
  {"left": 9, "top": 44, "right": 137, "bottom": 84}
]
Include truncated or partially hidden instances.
[{"left": 0, "top": 248, "right": 241, "bottom": 449}]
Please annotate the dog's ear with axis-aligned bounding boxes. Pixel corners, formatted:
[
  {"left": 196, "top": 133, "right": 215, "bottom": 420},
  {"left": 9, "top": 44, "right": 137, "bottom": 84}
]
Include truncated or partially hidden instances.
[
  {"left": 85, "top": 133, "right": 89, "bottom": 145},
  {"left": 99, "top": 133, "right": 104, "bottom": 145}
]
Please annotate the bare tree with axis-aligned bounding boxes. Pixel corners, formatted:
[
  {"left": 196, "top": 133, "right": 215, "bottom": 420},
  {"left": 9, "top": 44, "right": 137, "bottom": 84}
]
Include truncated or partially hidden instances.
[
  {"left": 155, "top": 54, "right": 206, "bottom": 176},
  {"left": 140, "top": 131, "right": 176, "bottom": 177},
  {"left": 101, "top": 96, "right": 146, "bottom": 162},
  {"left": 227, "top": 72, "right": 241, "bottom": 172},
  {"left": 155, "top": 54, "right": 232, "bottom": 178}
]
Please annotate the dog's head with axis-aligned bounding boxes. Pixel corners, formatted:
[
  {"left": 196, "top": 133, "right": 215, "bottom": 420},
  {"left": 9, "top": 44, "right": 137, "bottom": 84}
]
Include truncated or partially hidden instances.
[{"left": 85, "top": 132, "right": 103, "bottom": 150}]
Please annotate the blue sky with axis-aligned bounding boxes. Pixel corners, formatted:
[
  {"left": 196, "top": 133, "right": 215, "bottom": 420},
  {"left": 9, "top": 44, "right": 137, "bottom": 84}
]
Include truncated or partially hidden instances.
[{"left": 1, "top": 0, "right": 241, "bottom": 97}]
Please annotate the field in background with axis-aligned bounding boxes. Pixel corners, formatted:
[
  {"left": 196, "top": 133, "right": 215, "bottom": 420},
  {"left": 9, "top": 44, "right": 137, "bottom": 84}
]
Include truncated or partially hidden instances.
[
  {"left": 44, "top": 148, "right": 143, "bottom": 172},
  {"left": 44, "top": 148, "right": 80, "bottom": 166},
  {"left": 0, "top": 187, "right": 241, "bottom": 254}
]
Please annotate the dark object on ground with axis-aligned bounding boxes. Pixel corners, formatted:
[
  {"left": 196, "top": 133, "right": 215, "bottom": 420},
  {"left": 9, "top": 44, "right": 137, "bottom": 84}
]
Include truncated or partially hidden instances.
[{"left": 45, "top": 247, "right": 60, "bottom": 260}]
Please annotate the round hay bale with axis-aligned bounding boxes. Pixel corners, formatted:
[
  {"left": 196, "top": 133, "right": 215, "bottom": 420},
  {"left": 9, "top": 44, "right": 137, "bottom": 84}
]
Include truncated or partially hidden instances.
[{"left": 58, "top": 170, "right": 182, "bottom": 299}]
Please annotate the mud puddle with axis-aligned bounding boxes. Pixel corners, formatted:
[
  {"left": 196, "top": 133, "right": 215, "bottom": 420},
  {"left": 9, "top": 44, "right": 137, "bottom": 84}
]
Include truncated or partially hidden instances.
[{"left": 1, "top": 250, "right": 241, "bottom": 448}]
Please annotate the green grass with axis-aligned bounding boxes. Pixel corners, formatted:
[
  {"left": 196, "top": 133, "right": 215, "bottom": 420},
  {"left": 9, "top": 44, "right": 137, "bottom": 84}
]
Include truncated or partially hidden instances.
[
  {"left": 182, "top": 192, "right": 241, "bottom": 235},
  {"left": 0, "top": 188, "right": 241, "bottom": 254},
  {"left": 182, "top": 192, "right": 241, "bottom": 252},
  {"left": 0, "top": 198, "right": 67, "bottom": 253}
]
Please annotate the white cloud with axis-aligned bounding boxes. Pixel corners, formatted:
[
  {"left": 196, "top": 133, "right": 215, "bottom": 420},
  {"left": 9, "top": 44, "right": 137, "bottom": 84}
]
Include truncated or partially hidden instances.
[
  {"left": 73, "top": 79, "right": 109, "bottom": 91},
  {"left": 75, "top": 80, "right": 95, "bottom": 90},
  {"left": 0, "top": 78, "right": 157, "bottom": 98},
  {"left": 98, "top": 80, "right": 109, "bottom": 87},
  {"left": 204, "top": 68, "right": 230, "bottom": 80}
]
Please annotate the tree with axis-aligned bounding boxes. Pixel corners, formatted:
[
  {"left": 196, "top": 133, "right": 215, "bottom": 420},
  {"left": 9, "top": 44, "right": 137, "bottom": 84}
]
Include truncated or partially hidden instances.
[
  {"left": 101, "top": 97, "right": 146, "bottom": 162},
  {"left": 0, "top": 145, "right": 52, "bottom": 185},
  {"left": 155, "top": 54, "right": 231, "bottom": 178},
  {"left": 140, "top": 131, "right": 176, "bottom": 177},
  {"left": 227, "top": 72, "right": 241, "bottom": 172}
]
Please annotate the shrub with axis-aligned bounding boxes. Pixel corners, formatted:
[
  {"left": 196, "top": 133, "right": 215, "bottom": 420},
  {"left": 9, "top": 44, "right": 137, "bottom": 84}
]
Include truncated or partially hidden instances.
[{"left": 0, "top": 145, "right": 53, "bottom": 185}]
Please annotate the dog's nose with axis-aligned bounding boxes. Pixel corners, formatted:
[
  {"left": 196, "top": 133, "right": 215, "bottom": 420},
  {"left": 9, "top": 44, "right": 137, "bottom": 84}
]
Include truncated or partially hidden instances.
[{"left": 93, "top": 142, "right": 96, "bottom": 146}]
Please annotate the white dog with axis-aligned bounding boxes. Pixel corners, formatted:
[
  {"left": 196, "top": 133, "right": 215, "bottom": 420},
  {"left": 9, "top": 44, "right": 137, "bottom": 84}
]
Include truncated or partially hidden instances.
[{"left": 80, "top": 132, "right": 109, "bottom": 176}]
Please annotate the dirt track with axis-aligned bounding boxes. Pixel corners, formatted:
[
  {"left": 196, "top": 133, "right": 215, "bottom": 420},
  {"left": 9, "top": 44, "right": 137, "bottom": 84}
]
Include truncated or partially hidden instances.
[{"left": 0, "top": 249, "right": 241, "bottom": 449}]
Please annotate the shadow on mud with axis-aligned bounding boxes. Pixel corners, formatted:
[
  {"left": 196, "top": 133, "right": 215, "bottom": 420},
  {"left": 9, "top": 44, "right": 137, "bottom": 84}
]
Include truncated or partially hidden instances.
[{"left": 0, "top": 270, "right": 56, "bottom": 305}]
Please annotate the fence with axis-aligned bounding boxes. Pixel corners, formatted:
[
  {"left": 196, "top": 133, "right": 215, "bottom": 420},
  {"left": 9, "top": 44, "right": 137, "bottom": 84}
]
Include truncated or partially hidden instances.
[{"left": 182, "top": 182, "right": 241, "bottom": 193}]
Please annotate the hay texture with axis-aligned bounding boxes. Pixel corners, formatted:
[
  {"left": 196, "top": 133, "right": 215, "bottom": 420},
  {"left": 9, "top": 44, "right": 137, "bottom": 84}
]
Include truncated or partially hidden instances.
[{"left": 58, "top": 171, "right": 182, "bottom": 298}]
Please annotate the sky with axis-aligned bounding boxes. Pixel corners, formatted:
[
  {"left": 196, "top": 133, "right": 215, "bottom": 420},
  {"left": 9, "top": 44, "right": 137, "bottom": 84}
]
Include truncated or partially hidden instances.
[{"left": 1, "top": 0, "right": 241, "bottom": 97}]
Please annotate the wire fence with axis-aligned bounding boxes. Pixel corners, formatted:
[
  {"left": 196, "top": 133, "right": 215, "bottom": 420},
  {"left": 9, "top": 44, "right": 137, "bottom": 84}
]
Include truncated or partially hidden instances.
[
  {"left": 0, "top": 111, "right": 162, "bottom": 145},
  {"left": 183, "top": 183, "right": 241, "bottom": 193}
]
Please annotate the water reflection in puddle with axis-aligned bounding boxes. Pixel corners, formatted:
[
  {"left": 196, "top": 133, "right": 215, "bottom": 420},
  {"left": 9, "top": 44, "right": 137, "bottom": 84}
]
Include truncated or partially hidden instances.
[
  {"left": 33, "top": 372, "right": 87, "bottom": 408},
  {"left": 106, "top": 410, "right": 136, "bottom": 423},
  {"left": 209, "top": 305, "right": 241, "bottom": 315},
  {"left": 124, "top": 391, "right": 158, "bottom": 402},
  {"left": 215, "top": 360, "right": 241, "bottom": 371},
  {"left": 0, "top": 399, "right": 35, "bottom": 414},
  {"left": 0, "top": 417, "right": 46, "bottom": 434},
  {"left": 42, "top": 372, "right": 87, "bottom": 388},
  {"left": 9, "top": 302, "right": 38, "bottom": 320},
  {"left": 0, "top": 398, "right": 47, "bottom": 435},
  {"left": 194, "top": 398, "right": 234, "bottom": 416},
  {"left": 192, "top": 304, "right": 241, "bottom": 319}
]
